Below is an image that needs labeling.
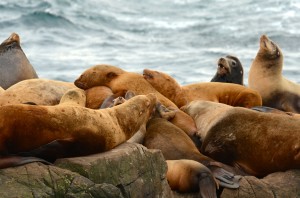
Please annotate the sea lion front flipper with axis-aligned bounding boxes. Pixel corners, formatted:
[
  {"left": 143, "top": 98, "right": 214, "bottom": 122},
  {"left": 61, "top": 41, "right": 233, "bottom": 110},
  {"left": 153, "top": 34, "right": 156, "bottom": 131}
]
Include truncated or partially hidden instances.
[
  {"left": 0, "top": 156, "right": 51, "bottom": 169},
  {"left": 208, "top": 165, "right": 241, "bottom": 189},
  {"left": 198, "top": 172, "right": 218, "bottom": 198},
  {"left": 18, "top": 138, "right": 75, "bottom": 162}
]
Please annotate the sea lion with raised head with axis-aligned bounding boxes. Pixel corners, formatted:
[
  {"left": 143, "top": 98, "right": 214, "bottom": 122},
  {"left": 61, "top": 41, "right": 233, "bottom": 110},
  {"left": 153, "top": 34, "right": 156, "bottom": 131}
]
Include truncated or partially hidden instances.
[
  {"left": 74, "top": 64, "right": 198, "bottom": 140},
  {"left": 0, "top": 88, "right": 157, "bottom": 159},
  {"left": 0, "top": 33, "right": 38, "bottom": 89},
  {"left": 182, "top": 100, "right": 300, "bottom": 177},
  {"left": 143, "top": 69, "right": 262, "bottom": 108},
  {"left": 248, "top": 34, "right": 300, "bottom": 113},
  {"left": 211, "top": 55, "right": 244, "bottom": 85}
]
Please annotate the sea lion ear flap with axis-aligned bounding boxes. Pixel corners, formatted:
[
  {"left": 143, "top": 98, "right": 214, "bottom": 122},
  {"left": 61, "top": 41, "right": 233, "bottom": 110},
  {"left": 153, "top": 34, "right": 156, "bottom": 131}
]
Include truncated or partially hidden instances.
[
  {"left": 125, "top": 90, "right": 136, "bottom": 100},
  {"left": 106, "top": 72, "right": 118, "bottom": 79}
]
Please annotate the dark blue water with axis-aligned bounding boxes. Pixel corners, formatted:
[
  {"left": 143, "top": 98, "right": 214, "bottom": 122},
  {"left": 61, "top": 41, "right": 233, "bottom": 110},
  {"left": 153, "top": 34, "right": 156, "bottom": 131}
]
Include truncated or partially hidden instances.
[{"left": 1, "top": 0, "right": 300, "bottom": 84}]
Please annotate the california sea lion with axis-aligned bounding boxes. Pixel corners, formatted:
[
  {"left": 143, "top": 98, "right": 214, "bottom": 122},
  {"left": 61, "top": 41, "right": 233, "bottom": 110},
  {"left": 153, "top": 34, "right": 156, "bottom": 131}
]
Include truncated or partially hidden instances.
[
  {"left": 248, "top": 34, "right": 300, "bottom": 113},
  {"left": 74, "top": 64, "right": 198, "bottom": 139},
  {"left": 182, "top": 100, "right": 300, "bottom": 177},
  {"left": 0, "top": 33, "right": 38, "bottom": 89},
  {"left": 0, "top": 89, "right": 157, "bottom": 157},
  {"left": 166, "top": 159, "right": 218, "bottom": 198},
  {"left": 143, "top": 69, "right": 262, "bottom": 108},
  {"left": 0, "top": 79, "right": 76, "bottom": 106},
  {"left": 211, "top": 55, "right": 244, "bottom": 85}
]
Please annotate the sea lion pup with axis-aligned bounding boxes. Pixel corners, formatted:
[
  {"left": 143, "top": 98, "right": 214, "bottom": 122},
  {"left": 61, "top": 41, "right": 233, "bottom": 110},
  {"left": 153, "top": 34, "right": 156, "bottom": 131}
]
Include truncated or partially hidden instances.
[
  {"left": 74, "top": 64, "right": 198, "bottom": 140},
  {"left": 166, "top": 159, "right": 218, "bottom": 198},
  {"left": 0, "top": 33, "right": 38, "bottom": 89},
  {"left": 182, "top": 100, "right": 300, "bottom": 177},
  {"left": 0, "top": 88, "right": 157, "bottom": 158},
  {"left": 248, "top": 34, "right": 300, "bottom": 113},
  {"left": 143, "top": 69, "right": 262, "bottom": 108},
  {"left": 211, "top": 55, "right": 244, "bottom": 85},
  {"left": 0, "top": 79, "right": 76, "bottom": 106}
]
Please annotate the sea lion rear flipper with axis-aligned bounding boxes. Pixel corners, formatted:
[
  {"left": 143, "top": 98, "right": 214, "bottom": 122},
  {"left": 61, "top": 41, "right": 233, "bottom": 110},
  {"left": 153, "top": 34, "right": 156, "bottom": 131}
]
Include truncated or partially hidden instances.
[
  {"left": 0, "top": 156, "right": 51, "bottom": 169},
  {"left": 198, "top": 172, "right": 218, "bottom": 198}
]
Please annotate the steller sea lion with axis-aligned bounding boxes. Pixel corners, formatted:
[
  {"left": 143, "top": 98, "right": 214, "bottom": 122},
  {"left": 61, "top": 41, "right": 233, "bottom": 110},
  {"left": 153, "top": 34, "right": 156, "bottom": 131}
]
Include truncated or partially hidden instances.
[
  {"left": 248, "top": 34, "right": 300, "bottom": 113},
  {"left": 74, "top": 64, "right": 198, "bottom": 140},
  {"left": 0, "top": 33, "right": 38, "bottom": 89},
  {"left": 143, "top": 68, "right": 262, "bottom": 108},
  {"left": 211, "top": 55, "right": 244, "bottom": 85},
  {"left": 166, "top": 159, "right": 218, "bottom": 198},
  {"left": 0, "top": 79, "right": 76, "bottom": 106},
  {"left": 182, "top": 100, "right": 300, "bottom": 177},
  {"left": 0, "top": 88, "right": 157, "bottom": 159},
  {"left": 84, "top": 86, "right": 114, "bottom": 109}
]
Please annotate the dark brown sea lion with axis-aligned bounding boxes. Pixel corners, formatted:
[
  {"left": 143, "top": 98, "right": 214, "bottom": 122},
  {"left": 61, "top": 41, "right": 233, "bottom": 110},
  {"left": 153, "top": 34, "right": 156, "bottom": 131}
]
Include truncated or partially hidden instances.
[
  {"left": 248, "top": 34, "right": 300, "bottom": 113},
  {"left": 183, "top": 100, "right": 300, "bottom": 177},
  {"left": 0, "top": 33, "right": 38, "bottom": 89},
  {"left": 211, "top": 55, "right": 244, "bottom": 85},
  {"left": 143, "top": 68, "right": 262, "bottom": 108},
  {"left": 74, "top": 64, "right": 198, "bottom": 140},
  {"left": 0, "top": 88, "right": 157, "bottom": 159}
]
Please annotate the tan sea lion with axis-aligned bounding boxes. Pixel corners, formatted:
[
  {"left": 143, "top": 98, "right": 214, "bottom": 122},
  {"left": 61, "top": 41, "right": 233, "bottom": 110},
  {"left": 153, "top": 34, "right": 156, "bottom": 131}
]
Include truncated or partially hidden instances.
[
  {"left": 248, "top": 34, "right": 300, "bottom": 113},
  {"left": 143, "top": 69, "right": 262, "bottom": 108},
  {"left": 0, "top": 79, "right": 76, "bottom": 106},
  {"left": 166, "top": 159, "right": 218, "bottom": 198},
  {"left": 74, "top": 64, "right": 198, "bottom": 139},
  {"left": 0, "top": 89, "right": 157, "bottom": 158},
  {"left": 211, "top": 55, "right": 244, "bottom": 85},
  {"left": 0, "top": 33, "right": 38, "bottom": 89},
  {"left": 84, "top": 86, "right": 114, "bottom": 109},
  {"left": 182, "top": 100, "right": 300, "bottom": 177}
]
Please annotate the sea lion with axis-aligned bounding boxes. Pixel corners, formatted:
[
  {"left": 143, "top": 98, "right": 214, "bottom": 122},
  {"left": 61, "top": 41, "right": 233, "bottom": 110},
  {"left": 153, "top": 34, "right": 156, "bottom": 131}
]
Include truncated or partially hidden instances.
[
  {"left": 84, "top": 86, "right": 114, "bottom": 109},
  {"left": 0, "top": 33, "right": 38, "bottom": 89},
  {"left": 144, "top": 114, "right": 242, "bottom": 188},
  {"left": 248, "top": 34, "right": 300, "bottom": 113},
  {"left": 74, "top": 64, "right": 198, "bottom": 139},
  {"left": 0, "top": 89, "right": 157, "bottom": 158},
  {"left": 211, "top": 55, "right": 244, "bottom": 85},
  {"left": 0, "top": 79, "right": 76, "bottom": 106},
  {"left": 182, "top": 100, "right": 300, "bottom": 177},
  {"left": 166, "top": 159, "right": 218, "bottom": 198},
  {"left": 143, "top": 69, "right": 262, "bottom": 108}
]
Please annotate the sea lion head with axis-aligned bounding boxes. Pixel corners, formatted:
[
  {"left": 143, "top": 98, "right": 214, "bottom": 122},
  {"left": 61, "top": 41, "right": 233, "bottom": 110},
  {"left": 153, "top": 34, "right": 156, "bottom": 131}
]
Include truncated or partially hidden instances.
[
  {"left": 143, "top": 69, "right": 181, "bottom": 97},
  {"left": 74, "top": 64, "right": 125, "bottom": 90},
  {"left": 0, "top": 33, "right": 21, "bottom": 53},
  {"left": 214, "top": 55, "right": 244, "bottom": 85},
  {"left": 259, "top": 34, "right": 282, "bottom": 62}
]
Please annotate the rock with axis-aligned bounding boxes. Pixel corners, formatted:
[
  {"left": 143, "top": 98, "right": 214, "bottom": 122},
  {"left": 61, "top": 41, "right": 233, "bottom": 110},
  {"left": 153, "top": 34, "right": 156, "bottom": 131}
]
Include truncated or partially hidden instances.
[
  {"left": 221, "top": 169, "right": 300, "bottom": 198},
  {"left": 0, "top": 162, "right": 123, "bottom": 197},
  {"left": 55, "top": 142, "right": 172, "bottom": 198}
]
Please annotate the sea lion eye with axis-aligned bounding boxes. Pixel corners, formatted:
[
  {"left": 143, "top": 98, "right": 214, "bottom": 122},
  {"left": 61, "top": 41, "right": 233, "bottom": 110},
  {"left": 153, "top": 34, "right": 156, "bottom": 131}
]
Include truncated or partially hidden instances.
[{"left": 232, "top": 61, "right": 236, "bottom": 67}]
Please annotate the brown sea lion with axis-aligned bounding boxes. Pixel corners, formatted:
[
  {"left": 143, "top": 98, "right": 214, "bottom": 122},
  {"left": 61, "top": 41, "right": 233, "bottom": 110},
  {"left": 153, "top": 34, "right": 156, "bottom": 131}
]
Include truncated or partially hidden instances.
[
  {"left": 211, "top": 55, "right": 244, "bottom": 85},
  {"left": 182, "top": 100, "right": 300, "bottom": 177},
  {"left": 166, "top": 159, "right": 218, "bottom": 198},
  {"left": 0, "top": 89, "right": 157, "bottom": 158},
  {"left": 144, "top": 114, "right": 242, "bottom": 187},
  {"left": 143, "top": 69, "right": 262, "bottom": 108},
  {"left": 84, "top": 86, "right": 113, "bottom": 109},
  {"left": 0, "top": 33, "right": 38, "bottom": 89},
  {"left": 74, "top": 64, "right": 198, "bottom": 139},
  {"left": 248, "top": 34, "right": 300, "bottom": 113},
  {"left": 0, "top": 79, "right": 76, "bottom": 106}
]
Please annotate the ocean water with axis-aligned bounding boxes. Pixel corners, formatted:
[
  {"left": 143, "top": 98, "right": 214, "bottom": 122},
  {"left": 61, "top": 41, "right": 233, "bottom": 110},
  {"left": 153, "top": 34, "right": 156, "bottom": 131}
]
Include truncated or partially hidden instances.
[{"left": 0, "top": 0, "right": 300, "bottom": 85}]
